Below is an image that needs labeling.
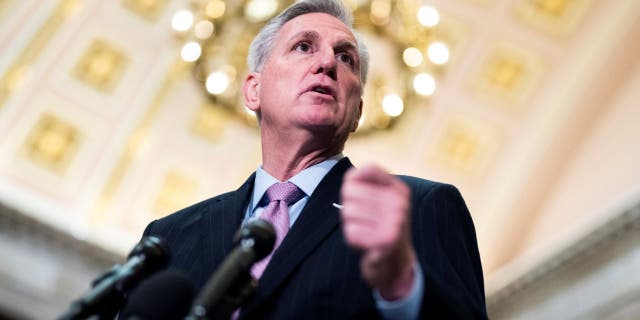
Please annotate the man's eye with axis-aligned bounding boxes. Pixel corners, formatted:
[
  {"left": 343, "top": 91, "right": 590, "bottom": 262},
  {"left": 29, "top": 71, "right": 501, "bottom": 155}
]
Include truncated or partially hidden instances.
[
  {"left": 337, "top": 53, "right": 354, "bottom": 65},
  {"left": 295, "top": 42, "right": 312, "bottom": 52}
]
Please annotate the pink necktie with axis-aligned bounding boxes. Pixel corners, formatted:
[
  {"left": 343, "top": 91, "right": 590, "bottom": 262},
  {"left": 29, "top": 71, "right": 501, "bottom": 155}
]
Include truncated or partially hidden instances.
[{"left": 250, "top": 182, "right": 305, "bottom": 279}]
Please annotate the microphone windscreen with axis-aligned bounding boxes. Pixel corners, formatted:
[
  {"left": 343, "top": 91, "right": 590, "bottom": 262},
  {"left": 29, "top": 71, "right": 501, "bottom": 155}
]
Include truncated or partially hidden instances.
[
  {"left": 127, "top": 236, "right": 170, "bottom": 272},
  {"left": 233, "top": 219, "right": 276, "bottom": 261},
  {"left": 120, "top": 270, "right": 195, "bottom": 320}
]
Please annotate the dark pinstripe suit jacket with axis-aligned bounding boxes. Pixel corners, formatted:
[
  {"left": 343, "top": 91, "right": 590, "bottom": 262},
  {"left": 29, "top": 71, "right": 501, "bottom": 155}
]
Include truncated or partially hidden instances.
[{"left": 142, "top": 158, "right": 487, "bottom": 319}]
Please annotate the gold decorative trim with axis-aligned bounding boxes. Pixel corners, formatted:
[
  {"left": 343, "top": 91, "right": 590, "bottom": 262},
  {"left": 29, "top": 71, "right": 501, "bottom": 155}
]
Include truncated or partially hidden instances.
[
  {"left": 0, "top": 0, "right": 80, "bottom": 109},
  {"left": 121, "top": 0, "right": 169, "bottom": 22}
]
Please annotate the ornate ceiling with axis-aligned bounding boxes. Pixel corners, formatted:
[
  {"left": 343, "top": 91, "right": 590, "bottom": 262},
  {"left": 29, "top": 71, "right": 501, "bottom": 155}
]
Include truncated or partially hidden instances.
[{"left": 0, "top": 0, "right": 638, "bottom": 287}]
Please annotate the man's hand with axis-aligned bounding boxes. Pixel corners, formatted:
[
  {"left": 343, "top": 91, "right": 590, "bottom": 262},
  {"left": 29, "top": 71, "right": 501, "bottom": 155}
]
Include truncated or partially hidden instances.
[{"left": 340, "top": 165, "right": 417, "bottom": 300}]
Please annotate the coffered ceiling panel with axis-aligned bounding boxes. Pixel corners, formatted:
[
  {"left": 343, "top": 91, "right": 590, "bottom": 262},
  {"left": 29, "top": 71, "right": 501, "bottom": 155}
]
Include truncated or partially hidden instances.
[
  {"left": 0, "top": 90, "right": 111, "bottom": 214},
  {"left": 513, "top": 0, "right": 593, "bottom": 37},
  {"left": 470, "top": 40, "right": 545, "bottom": 111}
]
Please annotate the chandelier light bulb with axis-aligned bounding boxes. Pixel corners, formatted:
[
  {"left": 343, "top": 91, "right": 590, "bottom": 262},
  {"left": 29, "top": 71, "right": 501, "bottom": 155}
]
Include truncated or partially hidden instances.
[
  {"left": 382, "top": 94, "right": 404, "bottom": 117},
  {"left": 171, "top": 10, "right": 194, "bottom": 31},
  {"left": 403, "top": 47, "right": 423, "bottom": 67},
  {"left": 206, "top": 0, "right": 226, "bottom": 19},
  {"left": 427, "top": 42, "right": 450, "bottom": 65},
  {"left": 194, "top": 20, "right": 214, "bottom": 39},
  {"left": 245, "top": 0, "right": 278, "bottom": 22},
  {"left": 417, "top": 6, "right": 440, "bottom": 27},
  {"left": 413, "top": 73, "right": 436, "bottom": 96},
  {"left": 181, "top": 42, "right": 202, "bottom": 62},
  {"left": 206, "top": 71, "right": 230, "bottom": 94}
]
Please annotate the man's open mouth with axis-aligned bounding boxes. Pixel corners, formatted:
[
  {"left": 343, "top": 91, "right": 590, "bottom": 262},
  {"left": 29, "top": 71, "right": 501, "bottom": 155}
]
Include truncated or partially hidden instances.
[{"left": 308, "top": 85, "right": 336, "bottom": 99}]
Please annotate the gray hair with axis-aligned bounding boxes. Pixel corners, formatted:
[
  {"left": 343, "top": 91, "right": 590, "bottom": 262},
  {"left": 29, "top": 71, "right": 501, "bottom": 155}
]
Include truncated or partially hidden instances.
[{"left": 247, "top": 0, "right": 370, "bottom": 84}]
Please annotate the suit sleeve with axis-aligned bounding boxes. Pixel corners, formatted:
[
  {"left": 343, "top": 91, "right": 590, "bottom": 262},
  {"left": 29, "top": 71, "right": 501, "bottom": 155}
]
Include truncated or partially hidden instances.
[{"left": 412, "top": 183, "right": 487, "bottom": 319}]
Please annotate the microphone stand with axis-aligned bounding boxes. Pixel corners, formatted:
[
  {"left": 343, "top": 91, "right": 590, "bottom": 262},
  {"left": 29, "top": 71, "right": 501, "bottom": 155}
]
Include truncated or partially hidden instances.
[
  {"left": 58, "top": 237, "right": 169, "bottom": 320},
  {"left": 58, "top": 262, "right": 136, "bottom": 320},
  {"left": 188, "top": 239, "right": 260, "bottom": 320},
  {"left": 187, "top": 220, "right": 275, "bottom": 320}
]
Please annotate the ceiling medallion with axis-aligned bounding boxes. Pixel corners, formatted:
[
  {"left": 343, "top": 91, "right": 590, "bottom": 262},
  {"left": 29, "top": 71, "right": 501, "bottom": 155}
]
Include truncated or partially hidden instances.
[{"left": 172, "top": 0, "right": 450, "bottom": 135}]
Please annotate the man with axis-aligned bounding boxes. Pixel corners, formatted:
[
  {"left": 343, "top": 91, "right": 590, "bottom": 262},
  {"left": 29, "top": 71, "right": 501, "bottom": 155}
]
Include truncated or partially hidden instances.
[{"left": 142, "top": 0, "right": 486, "bottom": 319}]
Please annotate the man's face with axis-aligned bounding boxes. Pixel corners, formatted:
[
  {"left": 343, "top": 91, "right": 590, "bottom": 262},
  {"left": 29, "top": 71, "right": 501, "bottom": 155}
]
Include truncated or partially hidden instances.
[{"left": 244, "top": 13, "right": 363, "bottom": 139}]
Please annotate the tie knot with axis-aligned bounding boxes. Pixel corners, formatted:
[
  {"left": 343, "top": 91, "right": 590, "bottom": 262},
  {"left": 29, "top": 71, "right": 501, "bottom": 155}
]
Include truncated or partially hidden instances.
[{"left": 265, "top": 182, "right": 305, "bottom": 205}]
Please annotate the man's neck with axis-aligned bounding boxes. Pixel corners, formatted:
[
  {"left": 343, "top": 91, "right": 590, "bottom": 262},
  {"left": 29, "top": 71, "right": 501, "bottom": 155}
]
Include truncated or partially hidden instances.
[
  {"left": 261, "top": 124, "right": 347, "bottom": 181},
  {"left": 262, "top": 147, "right": 342, "bottom": 181}
]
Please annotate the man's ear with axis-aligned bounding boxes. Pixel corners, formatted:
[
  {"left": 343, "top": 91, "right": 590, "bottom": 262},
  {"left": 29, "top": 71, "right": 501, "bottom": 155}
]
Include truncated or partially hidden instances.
[
  {"left": 243, "top": 72, "right": 261, "bottom": 112},
  {"left": 351, "top": 99, "right": 363, "bottom": 132}
]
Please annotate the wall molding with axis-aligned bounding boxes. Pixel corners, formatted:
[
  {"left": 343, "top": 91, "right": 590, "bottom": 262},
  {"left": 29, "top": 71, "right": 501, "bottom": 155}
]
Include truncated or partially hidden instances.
[
  {"left": 487, "top": 200, "right": 640, "bottom": 318},
  {"left": 0, "top": 201, "right": 121, "bottom": 319}
]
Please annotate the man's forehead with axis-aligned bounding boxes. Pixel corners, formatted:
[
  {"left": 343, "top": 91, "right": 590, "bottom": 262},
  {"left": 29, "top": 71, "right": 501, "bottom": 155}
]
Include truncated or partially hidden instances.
[{"left": 278, "top": 12, "right": 356, "bottom": 44}]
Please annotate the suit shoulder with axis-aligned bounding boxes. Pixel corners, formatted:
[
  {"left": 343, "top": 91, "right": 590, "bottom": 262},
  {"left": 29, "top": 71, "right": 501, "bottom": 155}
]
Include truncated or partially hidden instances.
[
  {"left": 396, "top": 175, "right": 468, "bottom": 211},
  {"left": 396, "top": 175, "right": 459, "bottom": 195},
  {"left": 145, "top": 190, "right": 235, "bottom": 233},
  {"left": 396, "top": 175, "right": 440, "bottom": 188}
]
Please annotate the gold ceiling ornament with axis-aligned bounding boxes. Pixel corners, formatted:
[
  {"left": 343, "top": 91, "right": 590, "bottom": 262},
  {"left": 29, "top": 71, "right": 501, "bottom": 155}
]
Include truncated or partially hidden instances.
[
  {"left": 122, "top": 0, "right": 170, "bottom": 21},
  {"left": 514, "top": 0, "right": 593, "bottom": 36},
  {"left": 21, "top": 112, "right": 83, "bottom": 174},
  {"left": 472, "top": 41, "right": 544, "bottom": 110},
  {"left": 433, "top": 116, "right": 500, "bottom": 176},
  {"left": 171, "top": 0, "right": 451, "bottom": 134},
  {"left": 73, "top": 39, "right": 129, "bottom": 93}
]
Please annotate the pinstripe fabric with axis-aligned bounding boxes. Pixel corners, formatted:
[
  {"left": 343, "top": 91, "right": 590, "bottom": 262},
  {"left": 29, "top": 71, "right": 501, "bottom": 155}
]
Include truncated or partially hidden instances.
[{"left": 142, "top": 158, "right": 487, "bottom": 319}]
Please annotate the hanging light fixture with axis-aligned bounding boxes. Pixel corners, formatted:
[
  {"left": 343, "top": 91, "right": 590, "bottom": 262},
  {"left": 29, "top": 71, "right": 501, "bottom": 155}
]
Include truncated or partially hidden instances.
[{"left": 172, "top": 0, "right": 451, "bottom": 135}]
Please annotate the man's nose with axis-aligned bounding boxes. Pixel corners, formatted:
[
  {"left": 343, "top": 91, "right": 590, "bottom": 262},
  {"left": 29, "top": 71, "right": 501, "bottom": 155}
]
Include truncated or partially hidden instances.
[{"left": 312, "top": 48, "right": 337, "bottom": 80}]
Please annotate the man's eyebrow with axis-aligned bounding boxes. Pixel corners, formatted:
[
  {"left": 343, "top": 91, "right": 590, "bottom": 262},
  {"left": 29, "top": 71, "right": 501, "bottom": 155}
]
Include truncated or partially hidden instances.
[
  {"left": 288, "top": 30, "right": 320, "bottom": 42},
  {"left": 335, "top": 40, "right": 358, "bottom": 54}
]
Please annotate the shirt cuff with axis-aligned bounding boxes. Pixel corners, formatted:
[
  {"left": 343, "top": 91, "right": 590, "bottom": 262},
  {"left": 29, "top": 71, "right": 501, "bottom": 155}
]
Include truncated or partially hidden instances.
[{"left": 373, "top": 261, "right": 424, "bottom": 320}]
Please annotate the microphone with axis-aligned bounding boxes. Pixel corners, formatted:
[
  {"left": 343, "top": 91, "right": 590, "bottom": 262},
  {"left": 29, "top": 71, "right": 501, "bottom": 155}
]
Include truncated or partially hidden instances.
[
  {"left": 58, "top": 236, "right": 170, "bottom": 320},
  {"left": 120, "top": 270, "right": 195, "bottom": 320},
  {"left": 188, "top": 219, "right": 275, "bottom": 320}
]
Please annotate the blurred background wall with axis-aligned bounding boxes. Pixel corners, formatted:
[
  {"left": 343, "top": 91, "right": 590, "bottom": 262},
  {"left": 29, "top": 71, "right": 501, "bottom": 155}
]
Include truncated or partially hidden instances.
[{"left": 0, "top": 0, "right": 638, "bottom": 318}]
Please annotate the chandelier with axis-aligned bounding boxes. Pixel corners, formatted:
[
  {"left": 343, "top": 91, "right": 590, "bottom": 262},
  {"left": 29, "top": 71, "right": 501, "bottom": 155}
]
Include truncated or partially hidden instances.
[{"left": 171, "top": 0, "right": 449, "bottom": 134}]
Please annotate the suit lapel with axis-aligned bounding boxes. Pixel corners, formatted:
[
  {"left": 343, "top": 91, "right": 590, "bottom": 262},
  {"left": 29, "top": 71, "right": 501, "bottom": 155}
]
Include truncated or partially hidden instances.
[
  {"left": 244, "top": 157, "right": 353, "bottom": 311},
  {"left": 200, "top": 173, "right": 255, "bottom": 282}
]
